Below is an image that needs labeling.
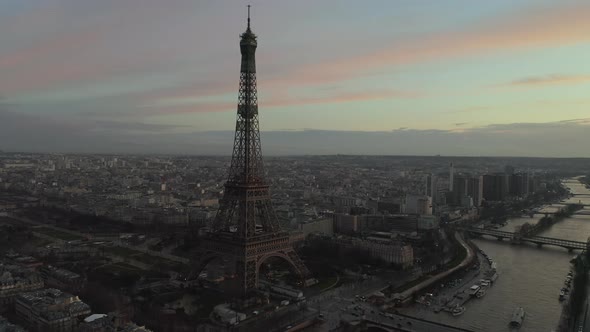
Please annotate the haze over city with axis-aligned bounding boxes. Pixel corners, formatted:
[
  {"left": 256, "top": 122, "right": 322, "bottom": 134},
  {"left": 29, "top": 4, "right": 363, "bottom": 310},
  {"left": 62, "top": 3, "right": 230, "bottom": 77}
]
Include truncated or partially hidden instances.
[{"left": 1, "top": 0, "right": 589, "bottom": 156}]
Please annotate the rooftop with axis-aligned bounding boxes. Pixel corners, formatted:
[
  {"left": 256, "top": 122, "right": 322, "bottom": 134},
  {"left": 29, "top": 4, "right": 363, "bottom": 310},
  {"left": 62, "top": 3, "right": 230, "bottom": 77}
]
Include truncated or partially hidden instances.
[
  {"left": 42, "top": 265, "right": 81, "bottom": 280},
  {"left": 17, "top": 288, "right": 91, "bottom": 321}
]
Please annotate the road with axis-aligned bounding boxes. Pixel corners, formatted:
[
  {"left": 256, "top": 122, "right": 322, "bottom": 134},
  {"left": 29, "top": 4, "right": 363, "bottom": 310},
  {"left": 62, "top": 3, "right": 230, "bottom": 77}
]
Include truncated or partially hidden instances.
[
  {"left": 305, "top": 271, "right": 416, "bottom": 330},
  {"left": 363, "top": 311, "right": 474, "bottom": 332},
  {"left": 573, "top": 272, "right": 590, "bottom": 332}
]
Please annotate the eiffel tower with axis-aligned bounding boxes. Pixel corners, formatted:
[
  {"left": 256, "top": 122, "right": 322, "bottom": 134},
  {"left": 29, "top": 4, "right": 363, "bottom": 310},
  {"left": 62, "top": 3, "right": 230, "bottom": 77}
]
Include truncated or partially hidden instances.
[{"left": 193, "top": 7, "right": 311, "bottom": 297}]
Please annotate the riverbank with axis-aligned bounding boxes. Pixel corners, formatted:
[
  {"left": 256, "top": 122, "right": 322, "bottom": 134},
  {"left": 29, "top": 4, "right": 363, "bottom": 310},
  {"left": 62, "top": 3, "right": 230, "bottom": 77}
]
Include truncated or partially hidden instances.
[
  {"left": 385, "top": 232, "right": 475, "bottom": 306},
  {"left": 399, "top": 244, "right": 495, "bottom": 316},
  {"left": 398, "top": 178, "right": 590, "bottom": 332},
  {"left": 517, "top": 203, "right": 585, "bottom": 237}
]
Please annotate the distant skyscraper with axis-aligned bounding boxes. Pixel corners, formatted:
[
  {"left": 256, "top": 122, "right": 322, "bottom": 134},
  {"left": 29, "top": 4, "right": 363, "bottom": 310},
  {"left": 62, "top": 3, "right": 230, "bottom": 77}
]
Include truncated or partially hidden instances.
[
  {"left": 467, "top": 175, "right": 484, "bottom": 207},
  {"left": 426, "top": 174, "right": 438, "bottom": 213},
  {"left": 510, "top": 173, "right": 530, "bottom": 197},
  {"left": 452, "top": 175, "right": 468, "bottom": 205},
  {"left": 483, "top": 173, "right": 509, "bottom": 201},
  {"left": 449, "top": 163, "right": 455, "bottom": 191},
  {"left": 451, "top": 174, "right": 483, "bottom": 207},
  {"left": 425, "top": 173, "right": 437, "bottom": 197}
]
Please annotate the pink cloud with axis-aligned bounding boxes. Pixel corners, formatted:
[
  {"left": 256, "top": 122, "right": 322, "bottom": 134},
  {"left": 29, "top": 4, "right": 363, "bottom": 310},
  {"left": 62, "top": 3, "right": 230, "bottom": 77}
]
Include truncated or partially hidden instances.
[
  {"left": 0, "top": 30, "right": 103, "bottom": 69},
  {"left": 146, "top": 89, "right": 416, "bottom": 116},
  {"left": 141, "top": 3, "right": 590, "bottom": 110},
  {"left": 269, "top": 3, "right": 590, "bottom": 88},
  {"left": 4, "top": 1, "right": 590, "bottom": 112},
  {"left": 504, "top": 74, "right": 590, "bottom": 87},
  {"left": 0, "top": 2, "right": 194, "bottom": 95},
  {"left": 265, "top": 90, "right": 420, "bottom": 108},
  {"left": 142, "top": 102, "right": 235, "bottom": 115}
]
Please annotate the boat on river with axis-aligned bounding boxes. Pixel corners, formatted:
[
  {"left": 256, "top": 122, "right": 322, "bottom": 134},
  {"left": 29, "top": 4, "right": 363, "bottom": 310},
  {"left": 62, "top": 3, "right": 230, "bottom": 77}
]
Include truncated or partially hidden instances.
[
  {"left": 452, "top": 306, "right": 465, "bottom": 316},
  {"left": 485, "top": 268, "right": 499, "bottom": 283},
  {"left": 476, "top": 288, "right": 486, "bottom": 298},
  {"left": 509, "top": 307, "right": 525, "bottom": 328}
]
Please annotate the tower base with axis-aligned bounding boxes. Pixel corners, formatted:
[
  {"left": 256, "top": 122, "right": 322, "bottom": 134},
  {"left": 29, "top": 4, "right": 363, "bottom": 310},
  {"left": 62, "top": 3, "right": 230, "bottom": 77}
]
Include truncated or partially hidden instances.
[{"left": 192, "top": 231, "right": 311, "bottom": 297}]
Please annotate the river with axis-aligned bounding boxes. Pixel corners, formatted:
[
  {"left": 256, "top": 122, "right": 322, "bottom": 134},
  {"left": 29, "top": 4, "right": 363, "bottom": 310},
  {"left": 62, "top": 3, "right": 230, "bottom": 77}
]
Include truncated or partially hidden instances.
[{"left": 404, "top": 178, "right": 590, "bottom": 332}]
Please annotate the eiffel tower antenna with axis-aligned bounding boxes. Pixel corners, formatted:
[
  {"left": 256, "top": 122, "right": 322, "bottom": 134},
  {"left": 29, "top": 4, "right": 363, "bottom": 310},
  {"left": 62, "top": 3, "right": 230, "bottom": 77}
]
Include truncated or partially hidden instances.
[{"left": 247, "top": 5, "right": 251, "bottom": 30}]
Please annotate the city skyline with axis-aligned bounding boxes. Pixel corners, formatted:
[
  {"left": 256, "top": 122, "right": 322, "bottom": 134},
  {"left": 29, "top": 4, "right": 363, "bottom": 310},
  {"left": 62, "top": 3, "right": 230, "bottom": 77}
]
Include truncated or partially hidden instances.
[{"left": 1, "top": 0, "right": 590, "bottom": 156}]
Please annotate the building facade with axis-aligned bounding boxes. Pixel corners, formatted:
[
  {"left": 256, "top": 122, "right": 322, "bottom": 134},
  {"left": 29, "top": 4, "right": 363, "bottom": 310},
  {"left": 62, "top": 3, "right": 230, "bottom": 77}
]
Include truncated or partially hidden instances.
[
  {"left": 40, "top": 265, "right": 86, "bottom": 294},
  {"left": 15, "top": 288, "right": 91, "bottom": 332},
  {"left": 0, "top": 264, "right": 44, "bottom": 306},
  {"left": 483, "top": 173, "right": 509, "bottom": 202},
  {"left": 335, "top": 237, "right": 414, "bottom": 268},
  {"left": 297, "top": 218, "right": 334, "bottom": 237}
]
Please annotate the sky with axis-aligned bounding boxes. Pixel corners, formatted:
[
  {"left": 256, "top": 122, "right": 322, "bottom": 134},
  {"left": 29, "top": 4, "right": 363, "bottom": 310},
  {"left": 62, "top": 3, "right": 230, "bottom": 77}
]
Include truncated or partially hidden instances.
[{"left": 0, "top": 0, "right": 589, "bottom": 157}]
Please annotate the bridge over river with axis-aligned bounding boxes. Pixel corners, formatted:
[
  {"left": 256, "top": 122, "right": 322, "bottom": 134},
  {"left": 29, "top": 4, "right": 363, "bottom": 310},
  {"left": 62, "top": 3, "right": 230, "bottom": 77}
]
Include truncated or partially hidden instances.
[
  {"left": 541, "top": 210, "right": 590, "bottom": 216},
  {"left": 462, "top": 227, "right": 590, "bottom": 252}
]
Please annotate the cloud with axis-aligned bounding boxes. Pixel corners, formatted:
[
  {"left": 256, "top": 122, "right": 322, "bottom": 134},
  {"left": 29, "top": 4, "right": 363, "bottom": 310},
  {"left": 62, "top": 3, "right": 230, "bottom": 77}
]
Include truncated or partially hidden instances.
[
  {"left": 92, "top": 120, "right": 190, "bottom": 132},
  {"left": 0, "top": 105, "right": 192, "bottom": 153},
  {"left": 146, "top": 89, "right": 419, "bottom": 115},
  {"left": 268, "top": 3, "right": 590, "bottom": 89},
  {"left": 3, "top": 2, "right": 589, "bottom": 110},
  {"left": 0, "top": 1, "right": 204, "bottom": 95},
  {"left": 138, "top": 2, "right": 590, "bottom": 113},
  {"left": 558, "top": 118, "right": 590, "bottom": 124},
  {"left": 267, "top": 90, "right": 421, "bottom": 108},
  {"left": 1, "top": 33, "right": 86, "bottom": 69},
  {"left": 142, "top": 102, "right": 236, "bottom": 115},
  {"left": 502, "top": 74, "right": 590, "bottom": 87},
  {"left": 446, "top": 106, "right": 490, "bottom": 114},
  {"left": 1, "top": 102, "right": 588, "bottom": 158}
]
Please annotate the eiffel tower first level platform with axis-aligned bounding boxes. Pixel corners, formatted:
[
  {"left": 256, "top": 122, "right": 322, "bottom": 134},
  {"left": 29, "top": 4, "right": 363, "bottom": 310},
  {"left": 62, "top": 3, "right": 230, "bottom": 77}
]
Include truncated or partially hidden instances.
[{"left": 190, "top": 8, "right": 313, "bottom": 297}]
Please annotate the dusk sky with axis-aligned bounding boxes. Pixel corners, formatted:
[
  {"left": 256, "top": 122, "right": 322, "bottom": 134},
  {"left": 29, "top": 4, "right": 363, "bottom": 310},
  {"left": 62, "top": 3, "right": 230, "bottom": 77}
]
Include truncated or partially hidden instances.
[{"left": 1, "top": 0, "right": 589, "bottom": 156}]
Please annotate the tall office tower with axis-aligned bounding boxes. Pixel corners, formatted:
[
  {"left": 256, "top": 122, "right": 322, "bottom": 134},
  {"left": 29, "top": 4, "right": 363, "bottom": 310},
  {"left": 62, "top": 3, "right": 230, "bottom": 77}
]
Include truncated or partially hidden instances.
[
  {"left": 449, "top": 163, "right": 455, "bottom": 191},
  {"left": 452, "top": 175, "right": 468, "bottom": 205},
  {"left": 425, "top": 174, "right": 436, "bottom": 197},
  {"left": 193, "top": 8, "right": 311, "bottom": 297},
  {"left": 483, "top": 173, "right": 509, "bottom": 201},
  {"left": 467, "top": 175, "right": 484, "bottom": 207},
  {"left": 510, "top": 172, "right": 530, "bottom": 197}
]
